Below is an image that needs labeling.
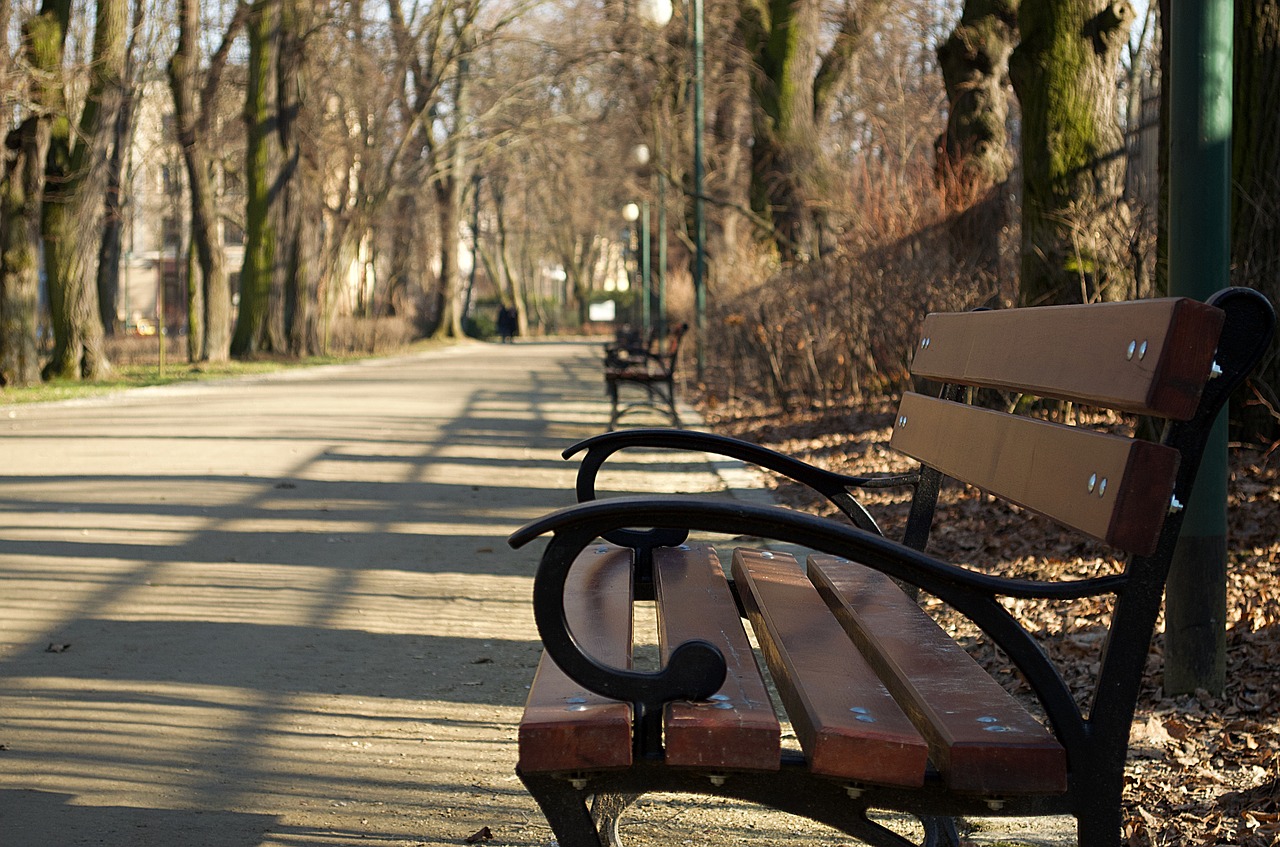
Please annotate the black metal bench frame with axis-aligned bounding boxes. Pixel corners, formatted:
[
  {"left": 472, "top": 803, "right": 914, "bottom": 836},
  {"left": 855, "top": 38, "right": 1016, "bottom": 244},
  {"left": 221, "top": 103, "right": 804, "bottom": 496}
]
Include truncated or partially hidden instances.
[
  {"left": 510, "top": 288, "right": 1275, "bottom": 847},
  {"left": 603, "top": 323, "right": 688, "bottom": 429}
]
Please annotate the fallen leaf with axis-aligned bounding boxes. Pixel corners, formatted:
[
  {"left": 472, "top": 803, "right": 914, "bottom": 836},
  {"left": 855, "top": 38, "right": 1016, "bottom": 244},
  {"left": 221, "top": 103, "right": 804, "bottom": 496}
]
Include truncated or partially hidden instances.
[
  {"left": 45, "top": 643, "right": 71, "bottom": 653},
  {"left": 464, "top": 826, "right": 493, "bottom": 843}
]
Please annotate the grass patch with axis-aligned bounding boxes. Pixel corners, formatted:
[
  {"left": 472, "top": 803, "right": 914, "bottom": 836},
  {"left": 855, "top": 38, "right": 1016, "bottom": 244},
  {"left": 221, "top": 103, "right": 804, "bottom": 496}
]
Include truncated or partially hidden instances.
[{"left": 1, "top": 333, "right": 462, "bottom": 407}]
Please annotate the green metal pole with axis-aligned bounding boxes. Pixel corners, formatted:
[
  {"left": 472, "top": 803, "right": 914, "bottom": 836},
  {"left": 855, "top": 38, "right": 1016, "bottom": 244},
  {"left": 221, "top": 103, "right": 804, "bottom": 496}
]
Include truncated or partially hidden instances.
[
  {"left": 658, "top": 139, "right": 668, "bottom": 339},
  {"left": 641, "top": 199, "right": 652, "bottom": 337},
  {"left": 1165, "top": 0, "right": 1232, "bottom": 695},
  {"left": 692, "top": 0, "right": 706, "bottom": 382}
]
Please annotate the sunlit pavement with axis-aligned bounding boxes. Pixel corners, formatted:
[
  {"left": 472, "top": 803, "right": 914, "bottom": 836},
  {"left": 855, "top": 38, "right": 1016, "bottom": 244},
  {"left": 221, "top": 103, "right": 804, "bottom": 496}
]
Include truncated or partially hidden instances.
[{"left": 0, "top": 341, "right": 727, "bottom": 847}]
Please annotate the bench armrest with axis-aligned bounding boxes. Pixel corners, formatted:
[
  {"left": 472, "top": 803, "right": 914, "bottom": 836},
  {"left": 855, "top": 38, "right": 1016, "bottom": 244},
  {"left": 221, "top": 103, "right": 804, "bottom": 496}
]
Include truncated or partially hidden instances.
[
  {"left": 509, "top": 495, "right": 1124, "bottom": 740},
  {"left": 564, "top": 429, "right": 914, "bottom": 546}
]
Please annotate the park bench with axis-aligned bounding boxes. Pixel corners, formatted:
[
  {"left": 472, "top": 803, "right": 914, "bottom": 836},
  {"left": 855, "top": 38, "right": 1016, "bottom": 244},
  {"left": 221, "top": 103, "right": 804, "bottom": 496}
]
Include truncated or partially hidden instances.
[
  {"left": 509, "top": 288, "right": 1275, "bottom": 847},
  {"left": 603, "top": 323, "right": 688, "bottom": 429}
]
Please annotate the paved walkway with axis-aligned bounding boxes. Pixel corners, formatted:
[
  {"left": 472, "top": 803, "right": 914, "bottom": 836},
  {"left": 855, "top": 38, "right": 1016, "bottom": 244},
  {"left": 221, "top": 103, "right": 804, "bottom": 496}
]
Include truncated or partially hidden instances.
[
  {"left": 0, "top": 340, "right": 1072, "bottom": 846},
  {"left": 0, "top": 341, "right": 716, "bottom": 846}
]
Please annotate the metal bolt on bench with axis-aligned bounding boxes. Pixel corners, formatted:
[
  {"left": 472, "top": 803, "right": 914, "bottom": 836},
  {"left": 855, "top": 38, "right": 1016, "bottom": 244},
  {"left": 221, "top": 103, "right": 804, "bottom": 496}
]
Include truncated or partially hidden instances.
[{"left": 510, "top": 288, "right": 1275, "bottom": 847}]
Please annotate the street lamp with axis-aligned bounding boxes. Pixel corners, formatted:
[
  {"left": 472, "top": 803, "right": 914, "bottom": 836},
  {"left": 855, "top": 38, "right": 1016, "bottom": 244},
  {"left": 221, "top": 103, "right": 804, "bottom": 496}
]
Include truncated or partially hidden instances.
[
  {"left": 637, "top": 0, "right": 705, "bottom": 381},
  {"left": 638, "top": 0, "right": 672, "bottom": 26},
  {"left": 622, "top": 201, "right": 650, "bottom": 335}
]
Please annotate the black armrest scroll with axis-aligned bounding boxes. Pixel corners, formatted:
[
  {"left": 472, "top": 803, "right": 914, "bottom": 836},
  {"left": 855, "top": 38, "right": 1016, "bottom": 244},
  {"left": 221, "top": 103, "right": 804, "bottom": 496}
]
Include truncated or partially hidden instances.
[{"left": 565, "top": 429, "right": 916, "bottom": 546}]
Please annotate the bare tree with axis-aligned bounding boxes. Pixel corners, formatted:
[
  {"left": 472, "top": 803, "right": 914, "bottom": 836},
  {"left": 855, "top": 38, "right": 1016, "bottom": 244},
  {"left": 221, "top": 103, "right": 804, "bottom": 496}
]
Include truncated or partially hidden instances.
[
  {"left": 276, "top": 0, "right": 321, "bottom": 354},
  {"left": 737, "top": 0, "right": 892, "bottom": 260},
  {"left": 42, "top": 0, "right": 129, "bottom": 380},
  {"left": 170, "top": 0, "right": 248, "bottom": 362},
  {"left": 231, "top": 0, "right": 279, "bottom": 356},
  {"left": 94, "top": 0, "right": 147, "bottom": 337},
  {"left": 1, "top": 1, "right": 60, "bottom": 387}
]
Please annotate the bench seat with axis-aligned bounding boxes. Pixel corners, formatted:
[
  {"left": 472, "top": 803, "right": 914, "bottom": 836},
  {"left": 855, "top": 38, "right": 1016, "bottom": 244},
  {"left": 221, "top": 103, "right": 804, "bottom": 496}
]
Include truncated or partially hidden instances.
[{"left": 521, "top": 545, "right": 1067, "bottom": 796}]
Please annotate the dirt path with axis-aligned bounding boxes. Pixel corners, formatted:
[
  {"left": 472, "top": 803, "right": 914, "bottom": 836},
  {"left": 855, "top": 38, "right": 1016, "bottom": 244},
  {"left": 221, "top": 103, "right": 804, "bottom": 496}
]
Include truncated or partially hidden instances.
[{"left": 0, "top": 341, "right": 1072, "bottom": 846}]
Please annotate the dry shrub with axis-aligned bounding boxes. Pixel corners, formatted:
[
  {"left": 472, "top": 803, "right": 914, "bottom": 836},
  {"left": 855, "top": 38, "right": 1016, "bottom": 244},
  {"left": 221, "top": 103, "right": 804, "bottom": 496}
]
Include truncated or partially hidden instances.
[
  {"left": 102, "top": 315, "right": 420, "bottom": 366},
  {"left": 323, "top": 315, "right": 418, "bottom": 355},
  {"left": 707, "top": 165, "right": 1011, "bottom": 409}
]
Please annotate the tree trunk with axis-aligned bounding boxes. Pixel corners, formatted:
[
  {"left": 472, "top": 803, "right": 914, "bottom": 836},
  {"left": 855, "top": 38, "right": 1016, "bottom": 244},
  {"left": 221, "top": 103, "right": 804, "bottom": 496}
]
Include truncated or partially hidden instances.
[
  {"left": 1232, "top": 0, "right": 1280, "bottom": 441},
  {"left": 1, "top": 116, "right": 49, "bottom": 387},
  {"left": 491, "top": 180, "right": 529, "bottom": 337},
  {"left": 431, "top": 172, "right": 464, "bottom": 338},
  {"left": 738, "top": 0, "right": 889, "bottom": 261},
  {"left": 386, "top": 192, "right": 422, "bottom": 320},
  {"left": 231, "top": 0, "right": 279, "bottom": 358},
  {"left": 42, "top": 0, "right": 127, "bottom": 381},
  {"left": 277, "top": 0, "right": 319, "bottom": 356},
  {"left": 0, "top": 2, "right": 65, "bottom": 388},
  {"left": 938, "top": 0, "right": 1019, "bottom": 188},
  {"left": 740, "top": 0, "right": 822, "bottom": 260},
  {"left": 170, "top": 0, "right": 243, "bottom": 363},
  {"left": 1009, "top": 0, "right": 1135, "bottom": 306},
  {"left": 95, "top": 0, "right": 144, "bottom": 338},
  {"left": 95, "top": 87, "right": 133, "bottom": 337},
  {"left": 936, "top": 0, "right": 1019, "bottom": 276},
  {"left": 429, "top": 47, "right": 471, "bottom": 341}
]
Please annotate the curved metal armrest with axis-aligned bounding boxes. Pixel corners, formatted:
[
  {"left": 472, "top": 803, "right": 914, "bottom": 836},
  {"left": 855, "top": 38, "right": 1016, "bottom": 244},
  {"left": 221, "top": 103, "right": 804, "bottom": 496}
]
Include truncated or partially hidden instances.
[
  {"left": 564, "top": 429, "right": 914, "bottom": 547},
  {"left": 509, "top": 495, "right": 1125, "bottom": 740}
]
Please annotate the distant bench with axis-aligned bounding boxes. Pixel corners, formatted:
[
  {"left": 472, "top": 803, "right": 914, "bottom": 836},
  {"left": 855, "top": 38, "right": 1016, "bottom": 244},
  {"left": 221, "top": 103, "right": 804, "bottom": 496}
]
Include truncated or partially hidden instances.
[
  {"left": 511, "top": 289, "right": 1274, "bottom": 847},
  {"left": 602, "top": 323, "right": 688, "bottom": 430}
]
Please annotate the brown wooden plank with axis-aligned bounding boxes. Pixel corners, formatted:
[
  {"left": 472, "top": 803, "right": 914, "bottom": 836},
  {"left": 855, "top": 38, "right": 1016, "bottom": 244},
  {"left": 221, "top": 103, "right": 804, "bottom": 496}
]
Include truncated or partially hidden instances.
[
  {"left": 655, "top": 545, "right": 781, "bottom": 771},
  {"left": 518, "top": 545, "right": 634, "bottom": 773},
  {"left": 731, "top": 548, "right": 929, "bottom": 786},
  {"left": 809, "top": 555, "right": 1069, "bottom": 795},
  {"left": 909, "top": 298, "right": 1223, "bottom": 419},
  {"left": 889, "top": 393, "right": 1180, "bottom": 555}
]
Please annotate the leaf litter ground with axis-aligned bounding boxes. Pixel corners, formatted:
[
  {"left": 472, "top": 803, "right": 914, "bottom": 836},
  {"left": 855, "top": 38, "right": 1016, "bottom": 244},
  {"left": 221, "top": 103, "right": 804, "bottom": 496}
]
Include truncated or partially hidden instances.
[{"left": 703, "top": 400, "right": 1279, "bottom": 847}]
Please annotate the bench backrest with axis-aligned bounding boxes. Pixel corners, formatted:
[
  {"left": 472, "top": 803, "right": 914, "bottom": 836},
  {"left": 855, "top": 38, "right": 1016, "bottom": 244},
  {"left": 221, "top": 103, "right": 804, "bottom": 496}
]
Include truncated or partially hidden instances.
[
  {"left": 886, "top": 288, "right": 1273, "bottom": 765},
  {"left": 658, "top": 323, "right": 689, "bottom": 370},
  {"left": 891, "top": 298, "right": 1221, "bottom": 556}
]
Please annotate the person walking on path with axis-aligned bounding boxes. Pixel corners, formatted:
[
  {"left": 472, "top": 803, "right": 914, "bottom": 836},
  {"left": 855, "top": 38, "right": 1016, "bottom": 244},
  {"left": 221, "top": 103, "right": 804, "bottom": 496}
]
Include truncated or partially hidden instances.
[{"left": 496, "top": 304, "right": 518, "bottom": 342}]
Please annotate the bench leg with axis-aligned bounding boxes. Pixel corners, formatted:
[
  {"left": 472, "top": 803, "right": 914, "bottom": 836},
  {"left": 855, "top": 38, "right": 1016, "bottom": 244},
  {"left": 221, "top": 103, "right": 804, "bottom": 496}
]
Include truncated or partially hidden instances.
[
  {"left": 520, "top": 771, "right": 638, "bottom": 847},
  {"left": 658, "top": 377, "right": 679, "bottom": 427},
  {"left": 921, "top": 816, "right": 961, "bottom": 847},
  {"left": 591, "top": 791, "right": 641, "bottom": 847},
  {"left": 606, "top": 378, "right": 621, "bottom": 431},
  {"left": 1076, "top": 796, "right": 1123, "bottom": 847}
]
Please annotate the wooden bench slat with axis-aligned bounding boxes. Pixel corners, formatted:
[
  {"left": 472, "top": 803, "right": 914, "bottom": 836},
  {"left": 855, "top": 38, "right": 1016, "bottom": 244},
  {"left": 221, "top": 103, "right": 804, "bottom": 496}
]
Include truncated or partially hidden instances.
[
  {"left": 909, "top": 298, "right": 1223, "bottom": 419},
  {"left": 519, "top": 546, "right": 634, "bottom": 773},
  {"left": 731, "top": 548, "right": 929, "bottom": 786},
  {"left": 655, "top": 545, "right": 781, "bottom": 771},
  {"left": 890, "top": 392, "right": 1180, "bottom": 555},
  {"left": 809, "top": 555, "right": 1069, "bottom": 795}
]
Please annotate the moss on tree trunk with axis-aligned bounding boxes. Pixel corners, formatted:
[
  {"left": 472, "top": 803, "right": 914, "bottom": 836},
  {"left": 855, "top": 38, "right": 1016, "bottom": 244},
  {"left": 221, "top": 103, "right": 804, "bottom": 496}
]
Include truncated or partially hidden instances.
[
  {"left": 0, "top": 2, "right": 67, "bottom": 387},
  {"left": 231, "top": 0, "right": 278, "bottom": 358},
  {"left": 42, "top": 0, "right": 126, "bottom": 381},
  {"left": 1, "top": 118, "right": 48, "bottom": 387},
  {"left": 1010, "top": 0, "right": 1135, "bottom": 305}
]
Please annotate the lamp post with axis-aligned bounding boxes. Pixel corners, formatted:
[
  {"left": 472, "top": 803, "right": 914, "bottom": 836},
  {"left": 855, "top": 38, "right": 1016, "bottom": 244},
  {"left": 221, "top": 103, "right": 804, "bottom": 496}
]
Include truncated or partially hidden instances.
[
  {"left": 657, "top": 138, "right": 668, "bottom": 340},
  {"left": 637, "top": 0, "right": 703, "bottom": 379},
  {"left": 1164, "top": 0, "right": 1232, "bottom": 695},
  {"left": 690, "top": 0, "right": 706, "bottom": 382},
  {"left": 622, "top": 201, "right": 650, "bottom": 336}
]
